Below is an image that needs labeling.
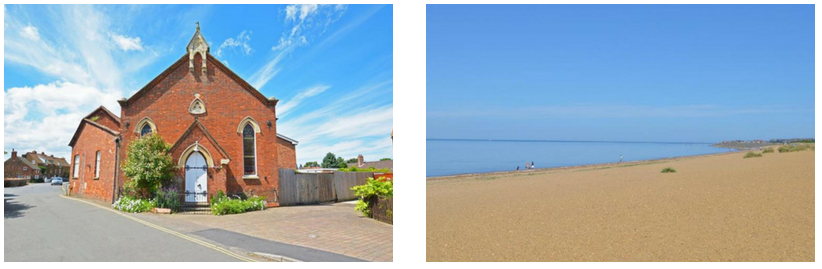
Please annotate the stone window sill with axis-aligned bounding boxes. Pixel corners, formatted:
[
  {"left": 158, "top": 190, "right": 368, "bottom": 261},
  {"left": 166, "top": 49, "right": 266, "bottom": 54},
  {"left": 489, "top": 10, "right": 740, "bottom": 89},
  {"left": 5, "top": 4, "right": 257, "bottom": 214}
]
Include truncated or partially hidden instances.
[{"left": 243, "top": 175, "right": 259, "bottom": 180}]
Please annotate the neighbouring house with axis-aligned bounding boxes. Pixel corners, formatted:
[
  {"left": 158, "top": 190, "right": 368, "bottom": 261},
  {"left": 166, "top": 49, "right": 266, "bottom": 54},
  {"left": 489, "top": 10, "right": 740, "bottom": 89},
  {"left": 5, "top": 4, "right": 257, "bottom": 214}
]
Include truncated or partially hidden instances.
[
  {"left": 4, "top": 149, "right": 42, "bottom": 180},
  {"left": 68, "top": 24, "right": 298, "bottom": 203},
  {"left": 346, "top": 154, "right": 393, "bottom": 172},
  {"left": 22, "top": 151, "right": 71, "bottom": 179}
]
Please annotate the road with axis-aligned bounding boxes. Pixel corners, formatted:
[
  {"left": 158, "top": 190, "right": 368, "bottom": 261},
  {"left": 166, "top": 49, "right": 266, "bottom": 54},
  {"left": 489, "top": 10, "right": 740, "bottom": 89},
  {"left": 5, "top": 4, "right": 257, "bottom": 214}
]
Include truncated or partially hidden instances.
[{"left": 4, "top": 183, "right": 242, "bottom": 262}]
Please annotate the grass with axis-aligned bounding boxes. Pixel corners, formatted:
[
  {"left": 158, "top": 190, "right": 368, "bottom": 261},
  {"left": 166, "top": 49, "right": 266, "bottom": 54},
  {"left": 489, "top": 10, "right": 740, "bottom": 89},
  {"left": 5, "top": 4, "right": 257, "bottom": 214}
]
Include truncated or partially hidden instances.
[
  {"left": 778, "top": 144, "right": 813, "bottom": 153},
  {"left": 762, "top": 147, "right": 774, "bottom": 154},
  {"left": 661, "top": 167, "right": 676, "bottom": 173},
  {"left": 744, "top": 152, "right": 763, "bottom": 158}
]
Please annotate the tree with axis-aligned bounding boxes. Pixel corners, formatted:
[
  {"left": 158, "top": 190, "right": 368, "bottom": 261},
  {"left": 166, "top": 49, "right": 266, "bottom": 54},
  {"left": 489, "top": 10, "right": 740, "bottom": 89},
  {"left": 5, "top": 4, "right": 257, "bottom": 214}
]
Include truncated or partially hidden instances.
[
  {"left": 337, "top": 157, "right": 348, "bottom": 168},
  {"left": 322, "top": 152, "right": 340, "bottom": 168},
  {"left": 380, "top": 158, "right": 392, "bottom": 161},
  {"left": 346, "top": 158, "right": 357, "bottom": 164},
  {"left": 121, "top": 134, "right": 175, "bottom": 197},
  {"left": 304, "top": 161, "right": 319, "bottom": 168}
]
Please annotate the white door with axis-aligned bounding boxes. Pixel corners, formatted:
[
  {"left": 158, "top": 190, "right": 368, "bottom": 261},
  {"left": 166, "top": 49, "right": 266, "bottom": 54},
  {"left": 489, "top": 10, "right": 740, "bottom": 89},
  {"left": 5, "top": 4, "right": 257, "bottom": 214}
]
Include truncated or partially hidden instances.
[{"left": 185, "top": 152, "right": 208, "bottom": 203}]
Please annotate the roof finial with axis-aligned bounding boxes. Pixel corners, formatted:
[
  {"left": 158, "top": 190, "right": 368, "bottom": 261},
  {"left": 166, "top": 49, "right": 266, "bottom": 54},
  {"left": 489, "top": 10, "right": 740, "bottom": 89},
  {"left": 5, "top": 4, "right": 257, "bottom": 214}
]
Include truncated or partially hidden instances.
[{"left": 196, "top": 21, "right": 200, "bottom": 31}]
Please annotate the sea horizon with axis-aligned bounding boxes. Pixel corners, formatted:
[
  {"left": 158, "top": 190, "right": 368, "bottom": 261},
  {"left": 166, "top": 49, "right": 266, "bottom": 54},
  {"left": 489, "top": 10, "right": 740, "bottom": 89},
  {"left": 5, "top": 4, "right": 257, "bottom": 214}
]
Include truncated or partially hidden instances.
[{"left": 427, "top": 139, "right": 735, "bottom": 177}]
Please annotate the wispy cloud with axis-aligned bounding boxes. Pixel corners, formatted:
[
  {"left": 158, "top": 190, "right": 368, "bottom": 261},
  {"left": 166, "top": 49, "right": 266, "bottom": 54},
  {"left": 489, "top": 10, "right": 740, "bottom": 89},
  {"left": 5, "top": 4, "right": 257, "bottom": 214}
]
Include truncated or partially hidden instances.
[
  {"left": 278, "top": 80, "right": 393, "bottom": 164},
  {"left": 277, "top": 84, "right": 330, "bottom": 117},
  {"left": 3, "top": 5, "right": 164, "bottom": 158},
  {"left": 215, "top": 30, "right": 252, "bottom": 57},
  {"left": 429, "top": 104, "right": 810, "bottom": 119},
  {"left": 249, "top": 4, "right": 347, "bottom": 90},
  {"left": 110, "top": 33, "right": 144, "bottom": 51}
]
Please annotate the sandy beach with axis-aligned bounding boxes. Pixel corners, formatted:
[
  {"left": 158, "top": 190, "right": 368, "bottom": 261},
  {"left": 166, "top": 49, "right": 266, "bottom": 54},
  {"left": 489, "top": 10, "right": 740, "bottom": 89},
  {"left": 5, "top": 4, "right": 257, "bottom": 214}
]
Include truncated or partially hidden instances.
[{"left": 426, "top": 149, "right": 814, "bottom": 261}]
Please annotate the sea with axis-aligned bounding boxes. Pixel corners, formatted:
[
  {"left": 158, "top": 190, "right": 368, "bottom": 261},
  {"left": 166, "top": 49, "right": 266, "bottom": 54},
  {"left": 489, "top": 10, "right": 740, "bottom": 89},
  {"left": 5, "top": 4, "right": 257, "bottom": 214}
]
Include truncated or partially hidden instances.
[{"left": 426, "top": 139, "right": 734, "bottom": 177}]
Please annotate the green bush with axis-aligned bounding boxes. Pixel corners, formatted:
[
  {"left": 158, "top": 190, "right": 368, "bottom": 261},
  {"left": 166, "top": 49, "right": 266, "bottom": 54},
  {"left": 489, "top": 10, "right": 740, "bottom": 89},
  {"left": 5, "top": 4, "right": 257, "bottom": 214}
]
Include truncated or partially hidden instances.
[
  {"left": 351, "top": 177, "right": 392, "bottom": 217},
  {"left": 211, "top": 194, "right": 266, "bottom": 216},
  {"left": 338, "top": 166, "right": 391, "bottom": 173},
  {"left": 762, "top": 147, "right": 774, "bottom": 154},
  {"left": 154, "top": 186, "right": 181, "bottom": 212},
  {"left": 661, "top": 167, "right": 676, "bottom": 173},
  {"left": 744, "top": 152, "right": 762, "bottom": 158},
  {"left": 113, "top": 196, "right": 154, "bottom": 213},
  {"left": 121, "top": 134, "right": 175, "bottom": 197}
]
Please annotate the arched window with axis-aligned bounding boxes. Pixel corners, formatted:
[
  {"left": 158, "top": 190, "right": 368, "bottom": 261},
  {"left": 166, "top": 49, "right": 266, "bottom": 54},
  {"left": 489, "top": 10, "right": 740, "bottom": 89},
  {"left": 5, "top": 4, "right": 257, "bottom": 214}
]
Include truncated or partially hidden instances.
[
  {"left": 243, "top": 124, "right": 256, "bottom": 176},
  {"left": 140, "top": 124, "right": 153, "bottom": 137}
]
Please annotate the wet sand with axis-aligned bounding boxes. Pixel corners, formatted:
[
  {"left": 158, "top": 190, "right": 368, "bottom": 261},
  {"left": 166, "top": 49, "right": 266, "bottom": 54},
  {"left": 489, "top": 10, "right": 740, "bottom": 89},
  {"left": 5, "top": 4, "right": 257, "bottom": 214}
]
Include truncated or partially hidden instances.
[{"left": 426, "top": 150, "right": 814, "bottom": 261}]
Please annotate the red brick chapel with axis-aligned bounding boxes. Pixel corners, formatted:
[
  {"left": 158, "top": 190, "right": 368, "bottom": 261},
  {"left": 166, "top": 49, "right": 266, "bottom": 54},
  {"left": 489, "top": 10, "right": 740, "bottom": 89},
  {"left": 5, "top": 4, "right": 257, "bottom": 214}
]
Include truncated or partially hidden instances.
[{"left": 68, "top": 24, "right": 298, "bottom": 203}]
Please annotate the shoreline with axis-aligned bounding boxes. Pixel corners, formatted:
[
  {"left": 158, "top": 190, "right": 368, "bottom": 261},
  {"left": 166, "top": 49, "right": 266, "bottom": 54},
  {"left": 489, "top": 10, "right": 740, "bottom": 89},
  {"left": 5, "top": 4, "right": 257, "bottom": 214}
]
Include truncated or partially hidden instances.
[{"left": 426, "top": 148, "right": 745, "bottom": 180}]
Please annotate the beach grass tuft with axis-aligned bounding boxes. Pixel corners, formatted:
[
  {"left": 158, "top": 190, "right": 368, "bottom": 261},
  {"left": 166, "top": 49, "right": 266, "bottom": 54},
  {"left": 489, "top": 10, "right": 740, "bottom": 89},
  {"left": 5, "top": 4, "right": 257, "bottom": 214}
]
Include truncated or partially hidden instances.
[
  {"left": 778, "top": 144, "right": 813, "bottom": 153},
  {"left": 762, "top": 148, "right": 774, "bottom": 154},
  {"left": 744, "top": 152, "right": 762, "bottom": 158},
  {"left": 661, "top": 167, "right": 676, "bottom": 173}
]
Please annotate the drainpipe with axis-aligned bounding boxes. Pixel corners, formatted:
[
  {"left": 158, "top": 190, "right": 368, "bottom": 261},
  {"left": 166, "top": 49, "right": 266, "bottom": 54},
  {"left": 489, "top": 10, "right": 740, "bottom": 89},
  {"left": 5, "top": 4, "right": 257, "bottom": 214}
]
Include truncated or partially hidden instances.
[{"left": 112, "top": 136, "right": 121, "bottom": 204}]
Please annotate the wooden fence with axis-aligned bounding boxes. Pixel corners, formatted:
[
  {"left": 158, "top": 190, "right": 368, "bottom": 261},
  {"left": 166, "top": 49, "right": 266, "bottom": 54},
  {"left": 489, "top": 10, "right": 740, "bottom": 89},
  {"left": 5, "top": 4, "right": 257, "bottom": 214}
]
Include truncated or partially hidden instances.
[
  {"left": 278, "top": 169, "right": 374, "bottom": 206},
  {"left": 369, "top": 196, "right": 393, "bottom": 224}
]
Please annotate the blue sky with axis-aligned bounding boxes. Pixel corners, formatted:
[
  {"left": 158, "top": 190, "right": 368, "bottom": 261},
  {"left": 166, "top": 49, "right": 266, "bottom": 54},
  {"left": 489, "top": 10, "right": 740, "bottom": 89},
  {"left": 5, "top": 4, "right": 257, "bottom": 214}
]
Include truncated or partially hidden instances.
[
  {"left": 4, "top": 4, "right": 393, "bottom": 165},
  {"left": 427, "top": 5, "right": 814, "bottom": 143}
]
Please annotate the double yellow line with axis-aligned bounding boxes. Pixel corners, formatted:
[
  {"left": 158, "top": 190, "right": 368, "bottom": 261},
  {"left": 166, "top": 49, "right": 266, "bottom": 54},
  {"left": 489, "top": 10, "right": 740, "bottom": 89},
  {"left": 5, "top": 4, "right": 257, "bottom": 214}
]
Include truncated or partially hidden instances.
[{"left": 61, "top": 195, "right": 257, "bottom": 262}]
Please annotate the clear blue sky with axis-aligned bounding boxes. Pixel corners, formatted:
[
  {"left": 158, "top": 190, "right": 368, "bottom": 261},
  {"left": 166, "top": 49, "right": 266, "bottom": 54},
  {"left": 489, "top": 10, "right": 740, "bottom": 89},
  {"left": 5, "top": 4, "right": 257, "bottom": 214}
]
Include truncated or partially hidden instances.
[
  {"left": 4, "top": 5, "right": 393, "bottom": 164},
  {"left": 427, "top": 5, "right": 814, "bottom": 143}
]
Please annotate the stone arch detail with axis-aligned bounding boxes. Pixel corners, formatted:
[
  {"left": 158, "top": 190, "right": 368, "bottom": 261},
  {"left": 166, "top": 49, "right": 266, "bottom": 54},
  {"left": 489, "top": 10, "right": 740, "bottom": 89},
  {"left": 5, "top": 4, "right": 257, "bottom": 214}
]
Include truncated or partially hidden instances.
[
  {"left": 178, "top": 141, "right": 215, "bottom": 168},
  {"left": 189, "top": 98, "right": 206, "bottom": 114},
  {"left": 134, "top": 117, "right": 158, "bottom": 135},
  {"left": 236, "top": 116, "right": 262, "bottom": 134}
]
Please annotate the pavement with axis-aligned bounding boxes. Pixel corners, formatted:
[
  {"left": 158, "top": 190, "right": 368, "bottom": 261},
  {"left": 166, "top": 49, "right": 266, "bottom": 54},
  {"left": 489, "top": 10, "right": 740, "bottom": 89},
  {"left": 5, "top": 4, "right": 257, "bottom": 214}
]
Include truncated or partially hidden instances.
[
  {"left": 133, "top": 197, "right": 394, "bottom": 262},
  {"left": 4, "top": 183, "right": 242, "bottom": 262},
  {"left": 5, "top": 183, "right": 393, "bottom": 262}
]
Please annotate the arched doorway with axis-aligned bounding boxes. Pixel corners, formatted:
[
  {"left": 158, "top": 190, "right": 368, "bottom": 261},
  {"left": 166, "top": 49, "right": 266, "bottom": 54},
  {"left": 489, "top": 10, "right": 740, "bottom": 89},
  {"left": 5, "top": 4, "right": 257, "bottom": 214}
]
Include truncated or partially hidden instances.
[{"left": 185, "top": 152, "right": 208, "bottom": 203}]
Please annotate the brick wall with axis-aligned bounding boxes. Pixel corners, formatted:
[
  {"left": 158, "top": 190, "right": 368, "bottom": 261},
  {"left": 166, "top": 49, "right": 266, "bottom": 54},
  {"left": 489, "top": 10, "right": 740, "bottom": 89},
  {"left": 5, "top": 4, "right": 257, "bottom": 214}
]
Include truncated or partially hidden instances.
[
  {"left": 70, "top": 123, "right": 118, "bottom": 202},
  {"left": 117, "top": 54, "right": 290, "bottom": 203},
  {"left": 277, "top": 137, "right": 297, "bottom": 170},
  {"left": 3, "top": 157, "right": 36, "bottom": 179}
]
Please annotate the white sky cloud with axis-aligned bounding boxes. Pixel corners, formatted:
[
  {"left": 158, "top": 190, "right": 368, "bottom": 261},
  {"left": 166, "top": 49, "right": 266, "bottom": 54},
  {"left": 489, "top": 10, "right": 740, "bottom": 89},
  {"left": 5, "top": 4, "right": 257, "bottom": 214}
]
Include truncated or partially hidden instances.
[
  {"left": 20, "top": 25, "right": 39, "bottom": 41},
  {"left": 215, "top": 30, "right": 252, "bottom": 57},
  {"left": 250, "top": 4, "right": 347, "bottom": 90},
  {"left": 110, "top": 33, "right": 144, "bottom": 51},
  {"left": 277, "top": 84, "right": 330, "bottom": 117}
]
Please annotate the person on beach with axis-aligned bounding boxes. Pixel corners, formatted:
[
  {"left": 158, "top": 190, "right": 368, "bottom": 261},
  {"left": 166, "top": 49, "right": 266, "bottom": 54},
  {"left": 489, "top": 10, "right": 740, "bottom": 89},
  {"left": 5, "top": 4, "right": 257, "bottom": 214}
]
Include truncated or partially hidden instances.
[
  {"left": 516, "top": 166, "right": 519, "bottom": 171},
  {"left": 526, "top": 161, "right": 530, "bottom": 169},
  {"left": 531, "top": 161, "right": 535, "bottom": 169},
  {"left": 619, "top": 155, "right": 623, "bottom": 163}
]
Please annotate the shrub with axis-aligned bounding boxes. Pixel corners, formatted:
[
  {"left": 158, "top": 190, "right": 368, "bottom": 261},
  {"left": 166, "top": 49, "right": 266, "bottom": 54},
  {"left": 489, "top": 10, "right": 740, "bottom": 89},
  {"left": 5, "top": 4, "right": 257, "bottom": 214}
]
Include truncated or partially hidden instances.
[
  {"left": 338, "top": 166, "right": 391, "bottom": 173},
  {"left": 762, "top": 148, "right": 774, "bottom": 154},
  {"left": 154, "top": 186, "right": 181, "bottom": 212},
  {"left": 113, "top": 196, "right": 154, "bottom": 213},
  {"left": 744, "top": 152, "right": 762, "bottom": 158},
  {"left": 351, "top": 177, "right": 392, "bottom": 217},
  {"left": 661, "top": 167, "right": 676, "bottom": 173},
  {"left": 211, "top": 194, "right": 266, "bottom": 216},
  {"left": 121, "top": 134, "right": 175, "bottom": 197},
  {"left": 778, "top": 144, "right": 812, "bottom": 153}
]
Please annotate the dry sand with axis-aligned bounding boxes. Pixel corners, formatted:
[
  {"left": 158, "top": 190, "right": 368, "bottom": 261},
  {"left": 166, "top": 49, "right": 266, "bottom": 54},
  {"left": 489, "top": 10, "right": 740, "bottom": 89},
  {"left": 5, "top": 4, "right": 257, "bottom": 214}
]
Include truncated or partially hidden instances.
[{"left": 426, "top": 150, "right": 814, "bottom": 261}]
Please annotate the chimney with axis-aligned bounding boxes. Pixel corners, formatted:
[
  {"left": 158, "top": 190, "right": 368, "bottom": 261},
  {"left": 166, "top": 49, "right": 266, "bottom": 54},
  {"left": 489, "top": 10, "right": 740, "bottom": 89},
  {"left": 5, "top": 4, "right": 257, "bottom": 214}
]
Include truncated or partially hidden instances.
[
  {"left": 357, "top": 154, "right": 364, "bottom": 167},
  {"left": 11, "top": 149, "right": 17, "bottom": 159}
]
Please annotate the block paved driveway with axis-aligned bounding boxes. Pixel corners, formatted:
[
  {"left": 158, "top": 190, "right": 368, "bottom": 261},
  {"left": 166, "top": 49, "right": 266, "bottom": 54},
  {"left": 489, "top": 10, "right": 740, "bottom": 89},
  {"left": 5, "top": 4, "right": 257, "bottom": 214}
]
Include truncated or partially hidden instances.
[{"left": 134, "top": 201, "right": 393, "bottom": 262}]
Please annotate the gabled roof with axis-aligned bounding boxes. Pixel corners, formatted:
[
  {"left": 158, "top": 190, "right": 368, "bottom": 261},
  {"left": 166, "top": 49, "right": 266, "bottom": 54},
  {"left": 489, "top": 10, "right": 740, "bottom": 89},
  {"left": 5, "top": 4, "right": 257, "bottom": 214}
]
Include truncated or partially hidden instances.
[
  {"left": 277, "top": 133, "right": 299, "bottom": 145},
  {"left": 84, "top": 105, "right": 121, "bottom": 125},
  {"left": 118, "top": 53, "right": 278, "bottom": 108},
  {"left": 68, "top": 118, "right": 120, "bottom": 147},
  {"left": 19, "top": 157, "right": 40, "bottom": 170},
  {"left": 170, "top": 119, "right": 231, "bottom": 160}
]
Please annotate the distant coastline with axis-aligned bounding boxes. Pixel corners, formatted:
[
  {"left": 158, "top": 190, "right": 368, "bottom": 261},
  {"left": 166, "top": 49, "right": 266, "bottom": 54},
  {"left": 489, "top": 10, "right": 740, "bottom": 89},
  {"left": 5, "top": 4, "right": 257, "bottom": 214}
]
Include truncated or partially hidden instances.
[{"left": 427, "top": 138, "right": 716, "bottom": 145}]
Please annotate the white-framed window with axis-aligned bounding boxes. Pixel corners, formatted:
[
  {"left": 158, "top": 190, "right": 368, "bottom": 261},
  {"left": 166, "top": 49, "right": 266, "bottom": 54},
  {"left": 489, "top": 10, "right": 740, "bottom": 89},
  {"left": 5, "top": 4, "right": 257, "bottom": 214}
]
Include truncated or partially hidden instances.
[
  {"left": 95, "top": 151, "right": 101, "bottom": 178},
  {"left": 73, "top": 155, "right": 80, "bottom": 178},
  {"left": 23, "top": 166, "right": 27, "bottom": 171}
]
